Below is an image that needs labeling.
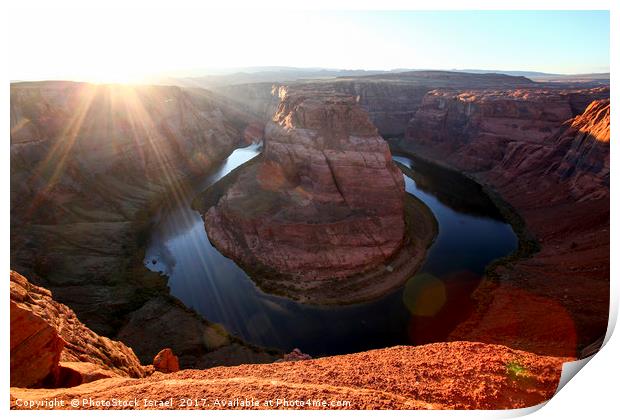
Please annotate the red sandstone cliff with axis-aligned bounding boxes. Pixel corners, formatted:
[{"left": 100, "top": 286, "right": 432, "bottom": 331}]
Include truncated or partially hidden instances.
[
  {"left": 202, "top": 87, "right": 409, "bottom": 296},
  {"left": 492, "top": 99, "right": 609, "bottom": 202},
  {"left": 405, "top": 87, "right": 608, "bottom": 172},
  {"left": 402, "top": 93, "right": 610, "bottom": 357},
  {"left": 10, "top": 271, "right": 146, "bottom": 387}
]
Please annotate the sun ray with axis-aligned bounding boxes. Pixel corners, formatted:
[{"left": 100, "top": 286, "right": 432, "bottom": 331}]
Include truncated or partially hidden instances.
[{"left": 25, "top": 84, "right": 98, "bottom": 219}]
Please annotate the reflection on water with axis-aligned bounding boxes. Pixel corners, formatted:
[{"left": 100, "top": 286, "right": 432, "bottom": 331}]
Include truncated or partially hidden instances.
[
  {"left": 395, "top": 155, "right": 504, "bottom": 220},
  {"left": 145, "top": 146, "right": 517, "bottom": 356}
]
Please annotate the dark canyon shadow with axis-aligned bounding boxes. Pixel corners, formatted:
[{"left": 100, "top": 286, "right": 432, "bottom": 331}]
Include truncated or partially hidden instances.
[
  {"left": 145, "top": 145, "right": 518, "bottom": 356},
  {"left": 396, "top": 155, "right": 504, "bottom": 220}
]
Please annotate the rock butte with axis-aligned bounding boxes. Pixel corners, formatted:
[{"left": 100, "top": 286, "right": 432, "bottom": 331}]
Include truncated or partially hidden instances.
[
  {"left": 10, "top": 271, "right": 569, "bottom": 410},
  {"left": 199, "top": 86, "right": 437, "bottom": 303},
  {"left": 206, "top": 87, "right": 405, "bottom": 278}
]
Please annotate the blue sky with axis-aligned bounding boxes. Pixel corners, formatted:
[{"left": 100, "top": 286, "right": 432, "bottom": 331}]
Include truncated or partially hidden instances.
[
  {"left": 9, "top": 9, "right": 610, "bottom": 81},
  {"left": 325, "top": 10, "right": 610, "bottom": 74}
]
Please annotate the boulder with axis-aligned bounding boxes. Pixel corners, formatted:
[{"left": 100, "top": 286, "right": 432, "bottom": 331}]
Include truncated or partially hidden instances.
[
  {"left": 10, "top": 299, "right": 65, "bottom": 387},
  {"left": 277, "top": 348, "right": 312, "bottom": 362},
  {"left": 153, "top": 348, "right": 180, "bottom": 373}
]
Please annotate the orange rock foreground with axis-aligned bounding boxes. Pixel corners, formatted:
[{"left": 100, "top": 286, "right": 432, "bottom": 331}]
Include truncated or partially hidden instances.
[
  {"left": 10, "top": 342, "right": 569, "bottom": 410},
  {"left": 10, "top": 270, "right": 570, "bottom": 410}
]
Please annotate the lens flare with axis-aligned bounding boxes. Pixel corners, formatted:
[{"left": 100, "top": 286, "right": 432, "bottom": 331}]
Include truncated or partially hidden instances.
[{"left": 402, "top": 273, "right": 447, "bottom": 317}]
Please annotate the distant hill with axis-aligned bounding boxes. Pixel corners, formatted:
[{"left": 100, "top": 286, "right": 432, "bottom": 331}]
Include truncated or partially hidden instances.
[
  {"left": 142, "top": 67, "right": 609, "bottom": 89},
  {"left": 456, "top": 69, "right": 610, "bottom": 82},
  {"left": 330, "top": 70, "right": 537, "bottom": 89},
  {"left": 166, "top": 68, "right": 390, "bottom": 89}
]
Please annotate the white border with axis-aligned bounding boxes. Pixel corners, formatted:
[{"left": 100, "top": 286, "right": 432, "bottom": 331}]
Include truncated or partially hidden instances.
[{"left": 3, "top": 1, "right": 617, "bottom": 419}]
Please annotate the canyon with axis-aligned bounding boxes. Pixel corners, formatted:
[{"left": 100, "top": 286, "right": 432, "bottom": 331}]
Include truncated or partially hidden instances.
[
  {"left": 9, "top": 70, "right": 610, "bottom": 409},
  {"left": 216, "top": 75, "right": 609, "bottom": 356},
  {"left": 206, "top": 74, "right": 610, "bottom": 357}
]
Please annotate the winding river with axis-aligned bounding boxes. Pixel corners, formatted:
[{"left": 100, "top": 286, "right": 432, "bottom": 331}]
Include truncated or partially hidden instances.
[{"left": 145, "top": 144, "right": 517, "bottom": 356}]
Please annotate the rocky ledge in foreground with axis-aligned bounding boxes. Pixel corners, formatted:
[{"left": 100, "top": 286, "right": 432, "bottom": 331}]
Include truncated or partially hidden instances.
[
  {"left": 10, "top": 270, "right": 147, "bottom": 388},
  {"left": 10, "top": 270, "right": 277, "bottom": 389},
  {"left": 10, "top": 269, "right": 570, "bottom": 410},
  {"left": 11, "top": 341, "right": 569, "bottom": 410},
  {"left": 196, "top": 87, "right": 437, "bottom": 304}
]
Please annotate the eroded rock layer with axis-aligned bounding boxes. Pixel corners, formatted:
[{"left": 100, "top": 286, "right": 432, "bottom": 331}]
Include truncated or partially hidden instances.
[
  {"left": 202, "top": 87, "right": 419, "bottom": 300},
  {"left": 405, "top": 87, "right": 608, "bottom": 173},
  {"left": 400, "top": 91, "right": 610, "bottom": 357},
  {"left": 10, "top": 271, "right": 146, "bottom": 387}
]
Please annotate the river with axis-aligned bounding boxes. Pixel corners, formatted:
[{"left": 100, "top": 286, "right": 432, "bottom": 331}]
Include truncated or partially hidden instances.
[{"left": 145, "top": 143, "right": 517, "bottom": 356}]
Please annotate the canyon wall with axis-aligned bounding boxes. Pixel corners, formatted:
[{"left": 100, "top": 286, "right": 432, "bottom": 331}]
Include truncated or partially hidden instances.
[
  {"left": 215, "top": 81, "right": 427, "bottom": 135},
  {"left": 400, "top": 89, "right": 610, "bottom": 357},
  {"left": 199, "top": 86, "right": 438, "bottom": 303},
  {"left": 10, "top": 81, "right": 276, "bottom": 367},
  {"left": 215, "top": 71, "right": 539, "bottom": 137},
  {"left": 405, "top": 87, "right": 609, "bottom": 172},
  {"left": 214, "top": 82, "right": 281, "bottom": 121},
  {"left": 492, "top": 98, "right": 610, "bottom": 202}
]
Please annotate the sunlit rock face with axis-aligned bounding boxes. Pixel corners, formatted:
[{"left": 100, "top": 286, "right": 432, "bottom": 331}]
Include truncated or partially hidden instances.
[
  {"left": 541, "top": 99, "right": 609, "bottom": 201},
  {"left": 204, "top": 87, "right": 406, "bottom": 284},
  {"left": 478, "top": 97, "right": 610, "bottom": 206},
  {"left": 404, "top": 87, "right": 609, "bottom": 174},
  {"left": 10, "top": 270, "right": 147, "bottom": 388}
]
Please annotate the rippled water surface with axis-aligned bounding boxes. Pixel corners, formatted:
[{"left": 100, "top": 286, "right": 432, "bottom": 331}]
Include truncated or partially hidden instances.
[{"left": 145, "top": 145, "right": 517, "bottom": 356}]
